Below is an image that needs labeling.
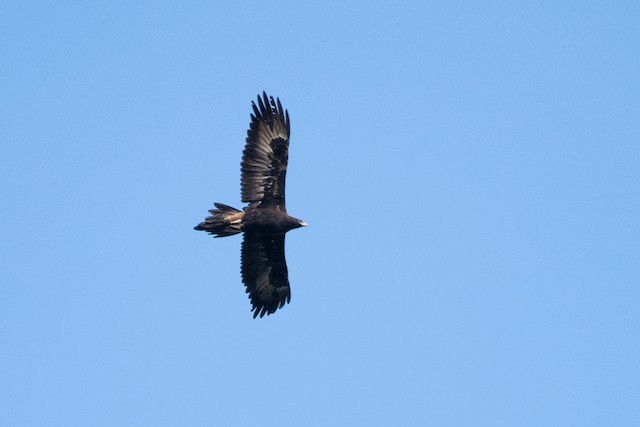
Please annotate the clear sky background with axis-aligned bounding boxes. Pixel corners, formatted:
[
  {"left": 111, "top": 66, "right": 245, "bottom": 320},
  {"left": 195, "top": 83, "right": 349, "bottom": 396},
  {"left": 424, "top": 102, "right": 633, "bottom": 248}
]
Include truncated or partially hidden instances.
[{"left": 1, "top": 1, "right": 639, "bottom": 426}]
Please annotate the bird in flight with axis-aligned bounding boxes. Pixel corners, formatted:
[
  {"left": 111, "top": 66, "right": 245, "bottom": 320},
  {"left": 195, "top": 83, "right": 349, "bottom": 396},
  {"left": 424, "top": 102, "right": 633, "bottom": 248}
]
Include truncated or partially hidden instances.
[{"left": 195, "top": 92, "right": 307, "bottom": 318}]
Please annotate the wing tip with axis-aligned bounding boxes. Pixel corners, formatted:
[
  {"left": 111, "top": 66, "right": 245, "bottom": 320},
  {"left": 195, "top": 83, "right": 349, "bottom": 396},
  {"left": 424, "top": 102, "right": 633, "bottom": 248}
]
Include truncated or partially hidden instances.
[{"left": 254, "top": 91, "right": 288, "bottom": 125}]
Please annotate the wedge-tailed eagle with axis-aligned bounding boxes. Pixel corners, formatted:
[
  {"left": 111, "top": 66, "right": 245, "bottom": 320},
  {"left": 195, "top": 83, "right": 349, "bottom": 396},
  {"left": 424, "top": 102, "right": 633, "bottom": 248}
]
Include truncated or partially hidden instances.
[{"left": 194, "top": 92, "right": 307, "bottom": 318}]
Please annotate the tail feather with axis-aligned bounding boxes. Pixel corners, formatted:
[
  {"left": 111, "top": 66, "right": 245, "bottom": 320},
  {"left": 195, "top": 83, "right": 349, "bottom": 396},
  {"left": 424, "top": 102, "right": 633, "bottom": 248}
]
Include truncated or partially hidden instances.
[{"left": 194, "top": 203, "right": 244, "bottom": 237}]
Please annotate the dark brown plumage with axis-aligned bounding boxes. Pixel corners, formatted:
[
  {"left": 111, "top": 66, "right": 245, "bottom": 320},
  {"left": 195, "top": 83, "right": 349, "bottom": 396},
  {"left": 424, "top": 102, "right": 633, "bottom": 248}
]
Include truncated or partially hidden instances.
[{"left": 194, "top": 92, "right": 306, "bottom": 318}]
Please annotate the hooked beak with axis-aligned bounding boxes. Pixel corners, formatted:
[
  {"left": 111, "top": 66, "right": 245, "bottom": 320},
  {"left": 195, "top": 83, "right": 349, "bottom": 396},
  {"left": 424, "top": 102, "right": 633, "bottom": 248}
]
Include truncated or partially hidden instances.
[{"left": 300, "top": 221, "right": 308, "bottom": 227}]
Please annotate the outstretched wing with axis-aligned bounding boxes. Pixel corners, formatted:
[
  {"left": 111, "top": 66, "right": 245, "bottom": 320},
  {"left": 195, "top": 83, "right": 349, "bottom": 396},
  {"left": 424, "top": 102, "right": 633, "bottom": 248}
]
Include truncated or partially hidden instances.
[
  {"left": 241, "top": 92, "right": 290, "bottom": 208},
  {"left": 241, "top": 232, "right": 291, "bottom": 318}
]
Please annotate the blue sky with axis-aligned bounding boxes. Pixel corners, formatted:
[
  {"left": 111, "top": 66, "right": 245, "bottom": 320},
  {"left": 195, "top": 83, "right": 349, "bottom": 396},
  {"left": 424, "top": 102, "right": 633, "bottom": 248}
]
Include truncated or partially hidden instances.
[{"left": 1, "top": 1, "right": 639, "bottom": 425}]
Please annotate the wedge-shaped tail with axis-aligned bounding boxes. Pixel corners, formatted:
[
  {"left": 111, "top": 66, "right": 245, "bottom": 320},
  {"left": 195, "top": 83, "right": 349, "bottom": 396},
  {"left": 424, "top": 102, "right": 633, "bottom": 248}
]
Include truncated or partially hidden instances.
[{"left": 194, "top": 203, "right": 244, "bottom": 237}]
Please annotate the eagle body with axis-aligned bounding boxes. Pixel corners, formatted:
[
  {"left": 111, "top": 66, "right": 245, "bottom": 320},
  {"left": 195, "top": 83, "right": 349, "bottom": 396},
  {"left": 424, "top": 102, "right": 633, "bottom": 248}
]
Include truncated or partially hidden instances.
[
  {"left": 195, "top": 93, "right": 306, "bottom": 318},
  {"left": 242, "top": 206, "right": 304, "bottom": 233}
]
